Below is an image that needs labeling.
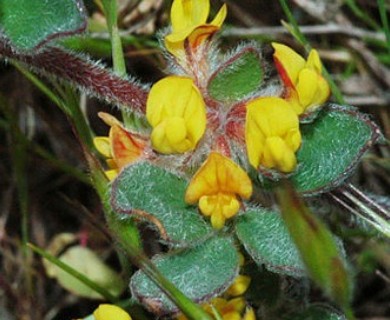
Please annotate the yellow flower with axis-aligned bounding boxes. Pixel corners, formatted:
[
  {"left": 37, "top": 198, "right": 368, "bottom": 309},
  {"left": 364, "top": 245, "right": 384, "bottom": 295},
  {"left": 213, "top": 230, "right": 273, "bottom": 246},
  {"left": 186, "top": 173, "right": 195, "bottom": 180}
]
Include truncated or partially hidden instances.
[
  {"left": 146, "top": 76, "right": 206, "bottom": 154},
  {"left": 165, "top": 0, "right": 227, "bottom": 57},
  {"left": 177, "top": 262, "right": 254, "bottom": 320},
  {"left": 272, "top": 43, "right": 330, "bottom": 115},
  {"left": 177, "top": 298, "right": 255, "bottom": 320},
  {"left": 93, "top": 304, "right": 132, "bottom": 320},
  {"left": 226, "top": 275, "right": 251, "bottom": 297},
  {"left": 94, "top": 113, "right": 145, "bottom": 180},
  {"left": 208, "top": 297, "right": 246, "bottom": 320},
  {"left": 185, "top": 152, "right": 252, "bottom": 229},
  {"left": 245, "top": 97, "right": 301, "bottom": 173}
]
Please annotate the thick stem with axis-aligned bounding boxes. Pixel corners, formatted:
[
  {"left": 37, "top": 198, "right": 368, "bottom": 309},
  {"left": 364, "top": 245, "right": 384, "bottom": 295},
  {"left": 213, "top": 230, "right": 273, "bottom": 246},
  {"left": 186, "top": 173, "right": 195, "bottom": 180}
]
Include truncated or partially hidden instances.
[{"left": 0, "top": 40, "right": 148, "bottom": 114}]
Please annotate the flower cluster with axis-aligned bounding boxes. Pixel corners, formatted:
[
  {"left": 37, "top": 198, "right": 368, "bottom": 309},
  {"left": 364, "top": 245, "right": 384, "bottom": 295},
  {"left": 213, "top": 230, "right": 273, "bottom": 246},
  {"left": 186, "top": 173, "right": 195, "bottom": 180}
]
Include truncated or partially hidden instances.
[{"left": 95, "top": 0, "right": 330, "bottom": 230}]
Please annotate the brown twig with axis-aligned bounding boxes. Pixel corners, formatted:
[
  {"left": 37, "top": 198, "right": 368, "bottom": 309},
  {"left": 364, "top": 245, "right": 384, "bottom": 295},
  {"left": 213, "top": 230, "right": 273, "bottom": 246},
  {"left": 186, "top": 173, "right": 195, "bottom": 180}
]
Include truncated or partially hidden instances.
[
  {"left": 347, "top": 39, "right": 390, "bottom": 89},
  {"left": 222, "top": 24, "right": 385, "bottom": 42}
]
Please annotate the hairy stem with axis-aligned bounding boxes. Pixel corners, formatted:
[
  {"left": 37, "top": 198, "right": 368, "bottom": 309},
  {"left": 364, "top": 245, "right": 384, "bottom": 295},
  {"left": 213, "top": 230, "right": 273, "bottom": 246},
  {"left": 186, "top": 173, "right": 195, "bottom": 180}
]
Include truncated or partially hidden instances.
[{"left": 0, "top": 40, "right": 148, "bottom": 114}]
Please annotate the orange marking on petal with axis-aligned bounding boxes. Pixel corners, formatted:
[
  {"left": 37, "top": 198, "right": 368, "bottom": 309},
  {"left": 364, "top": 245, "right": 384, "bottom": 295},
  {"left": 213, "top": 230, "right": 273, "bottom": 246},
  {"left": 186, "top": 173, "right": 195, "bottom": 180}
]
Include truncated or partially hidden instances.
[
  {"left": 273, "top": 56, "right": 295, "bottom": 89},
  {"left": 110, "top": 125, "right": 145, "bottom": 169},
  {"left": 188, "top": 25, "right": 219, "bottom": 48}
]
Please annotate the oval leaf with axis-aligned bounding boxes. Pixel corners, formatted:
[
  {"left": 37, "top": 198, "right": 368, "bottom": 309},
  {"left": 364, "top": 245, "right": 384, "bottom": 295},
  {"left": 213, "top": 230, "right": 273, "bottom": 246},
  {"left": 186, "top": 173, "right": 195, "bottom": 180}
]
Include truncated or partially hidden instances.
[
  {"left": 0, "top": 0, "right": 87, "bottom": 51},
  {"left": 207, "top": 46, "right": 264, "bottom": 102},
  {"left": 292, "top": 104, "right": 381, "bottom": 195},
  {"left": 111, "top": 162, "right": 213, "bottom": 247},
  {"left": 130, "top": 236, "right": 239, "bottom": 315},
  {"left": 235, "top": 208, "right": 306, "bottom": 278}
]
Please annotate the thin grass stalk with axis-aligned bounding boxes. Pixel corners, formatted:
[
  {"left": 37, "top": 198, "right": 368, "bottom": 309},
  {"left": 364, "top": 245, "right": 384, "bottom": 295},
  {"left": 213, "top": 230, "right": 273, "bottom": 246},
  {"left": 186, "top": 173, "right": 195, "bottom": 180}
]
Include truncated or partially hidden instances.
[
  {"left": 28, "top": 243, "right": 118, "bottom": 302},
  {"left": 12, "top": 62, "right": 69, "bottom": 114},
  {"left": 377, "top": 0, "right": 390, "bottom": 54},
  {"left": 345, "top": 0, "right": 381, "bottom": 31},
  {"left": 101, "top": 0, "right": 134, "bottom": 127},
  {"left": 329, "top": 193, "right": 387, "bottom": 234},
  {"left": 0, "top": 101, "right": 34, "bottom": 296}
]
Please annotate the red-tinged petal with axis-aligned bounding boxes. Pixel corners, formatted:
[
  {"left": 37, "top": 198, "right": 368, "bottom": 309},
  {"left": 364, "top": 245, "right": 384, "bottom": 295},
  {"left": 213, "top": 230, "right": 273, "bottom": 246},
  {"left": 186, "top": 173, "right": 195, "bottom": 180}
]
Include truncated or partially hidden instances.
[
  {"left": 188, "top": 24, "right": 219, "bottom": 49},
  {"left": 110, "top": 125, "right": 144, "bottom": 169},
  {"left": 165, "top": 0, "right": 227, "bottom": 57},
  {"left": 272, "top": 42, "right": 305, "bottom": 87}
]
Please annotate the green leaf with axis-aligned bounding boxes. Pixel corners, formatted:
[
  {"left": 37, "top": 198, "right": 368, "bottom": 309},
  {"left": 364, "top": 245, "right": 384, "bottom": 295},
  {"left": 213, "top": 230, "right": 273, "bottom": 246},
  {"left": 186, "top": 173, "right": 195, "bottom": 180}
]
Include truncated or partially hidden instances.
[
  {"left": 130, "top": 236, "right": 239, "bottom": 315},
  {"left": 111, "top": 162, "right": 213, "bottom": 247},
  {"left": 207, "top": 46, "right": 264, "bottom": 102},
  {"left": 235, "top": 208, "right": 306, "bottom": 277},
  {"left": 292, "top": 104, "right": 381, "bottom": 195},
  {"left": 277, "top": 183, "right": 352, "bottom": 313},
  {"left": 0, "top": 0, "right": 87, "bottom": 51},
  {"left": 288, "top": 305, "right": 346, "bottom": 320}
]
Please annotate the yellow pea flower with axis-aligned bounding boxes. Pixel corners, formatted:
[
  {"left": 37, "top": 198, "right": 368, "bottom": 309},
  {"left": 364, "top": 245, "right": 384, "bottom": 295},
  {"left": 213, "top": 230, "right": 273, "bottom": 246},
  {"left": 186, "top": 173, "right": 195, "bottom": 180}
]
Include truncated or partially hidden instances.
[
  {"left": 165, "top": 0, "right": 227, "bottom": 57},
  {"left": 272, "top": 43, "right": 330, "bottom": 115},
  {"left": 146, "top": 76, "right": 206, "bottom": 154},
  {"left": 245, "top": 97, "right": 301, "bottom": 173},
  {"left": 242, "top": 307, "right": 256, "bottom": 320},
  {"left": 178, "top": 297, "right": 255, "bottom": 320},
  {"left": 94, "top": 113, "right": 145, "bottom": 180},
  {"left": 93, "top": 304, "right": 132, "bottom": 320},
  {"left": 177, "top": 263, "right": 254, "bottom": 320},
  {"left": 185, "top": 152, "right": 252, "bottom": 229},
  {"left": 226, "top": 275, "right": 251, "bottom": 297}
]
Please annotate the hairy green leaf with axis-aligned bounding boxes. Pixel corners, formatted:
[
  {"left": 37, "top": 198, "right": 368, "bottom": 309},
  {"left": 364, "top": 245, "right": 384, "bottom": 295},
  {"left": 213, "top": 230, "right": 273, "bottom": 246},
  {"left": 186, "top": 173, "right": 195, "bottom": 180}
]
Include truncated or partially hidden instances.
[
  {"left": 0, "top": 0, "right": 87, "bottom": 50},
  {"left": 111, "top": 162, "right": 213, "bottom": 247},
  {"left": 207, "top": 46, "right": 263, "bottom": 102},
  {"left": 292, "top": 104, "right": 381, "bottom": 195},
  {"left": 130, "top": 236, "right": 239, "bottom": 315},
  {"left": 235, "top": 208, "right": 306, "bottom": 277}
]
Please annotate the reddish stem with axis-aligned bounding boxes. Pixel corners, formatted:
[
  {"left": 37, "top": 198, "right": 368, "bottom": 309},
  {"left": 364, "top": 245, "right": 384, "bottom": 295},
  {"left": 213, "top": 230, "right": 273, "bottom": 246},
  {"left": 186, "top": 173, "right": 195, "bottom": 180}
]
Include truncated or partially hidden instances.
[{"left": 0, "top": 40, "right": 148, "bottom": 114}]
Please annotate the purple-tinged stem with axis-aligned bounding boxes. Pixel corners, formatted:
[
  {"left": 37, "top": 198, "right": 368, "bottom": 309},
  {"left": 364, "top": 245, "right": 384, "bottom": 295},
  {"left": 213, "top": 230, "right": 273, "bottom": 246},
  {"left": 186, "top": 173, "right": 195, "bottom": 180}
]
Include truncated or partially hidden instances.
[{"left": 0, "top": 40, "right": 148, "bottom": 114}]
